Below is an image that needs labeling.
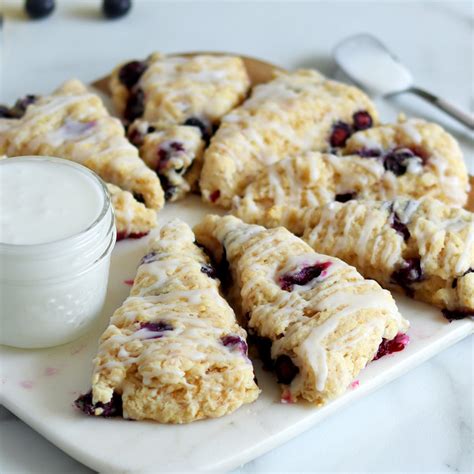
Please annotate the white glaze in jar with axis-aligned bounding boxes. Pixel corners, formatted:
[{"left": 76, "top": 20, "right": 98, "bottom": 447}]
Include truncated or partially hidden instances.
[{"left": 0, "top": 156, "right": 116, "bottom": 348}]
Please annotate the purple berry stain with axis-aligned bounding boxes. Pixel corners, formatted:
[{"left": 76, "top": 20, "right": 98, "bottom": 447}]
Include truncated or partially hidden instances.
[
  {"left": 221, "top": 335, "right": 248, "bottom": 355},
  {"left": 373, "top": 333, "right": 410, "bottom": 360},
  {"left": 140, "top": 251, "right": 158, "bottom": 265},
  {"left": 139, "top": 321, "right": 173, "bottom": 339},
  {"left": 279, "top": 262, "right": 332, "bottom": 291}
]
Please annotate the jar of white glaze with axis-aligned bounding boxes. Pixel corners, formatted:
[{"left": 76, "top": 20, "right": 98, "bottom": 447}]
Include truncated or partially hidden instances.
[{"left": 0, "top": 156, "right": 116, "bottom": 348}]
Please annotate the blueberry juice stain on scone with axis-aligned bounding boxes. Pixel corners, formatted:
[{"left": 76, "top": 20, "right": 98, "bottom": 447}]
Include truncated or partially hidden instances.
[{"left": 194, "top": 215, "right": 409, "bottom": 405}]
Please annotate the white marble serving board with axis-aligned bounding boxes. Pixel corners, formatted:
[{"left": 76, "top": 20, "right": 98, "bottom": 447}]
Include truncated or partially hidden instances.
[{"left": 0, "top": 196, "right": 472, "bottom": 473}]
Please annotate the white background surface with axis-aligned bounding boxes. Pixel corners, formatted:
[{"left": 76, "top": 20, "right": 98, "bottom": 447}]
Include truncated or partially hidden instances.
[{"left": 0, "top": 0, "right": 472, "bottom": 473}]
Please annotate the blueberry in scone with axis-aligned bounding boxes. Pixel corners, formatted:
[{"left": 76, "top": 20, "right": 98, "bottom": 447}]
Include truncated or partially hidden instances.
[
  {"left": 194, "top": 215, "right": 409, "bottom": 404},
  {"left": 0, "top": 79, "right": 164, "bottom": 211},
  {"left": 342, "top": 116, "right": 469, "bottom": 207},
  {"left": 127, "top": 120, "right": 205, "bottom": 201},
  {"left": 199, "top": 70, "right": 379, "bottom": 208},
  {"left": 76, "top": 219, "right": 259, "bottom": 423},
  {"left": 303, "top": 198, "right": 474, "bottom": 320},
  {"left": 232, "top": 118, "right": 469, "bottom": 235},
  {"left": 109, "top": 53, "right": 251, "bottom": 200}
]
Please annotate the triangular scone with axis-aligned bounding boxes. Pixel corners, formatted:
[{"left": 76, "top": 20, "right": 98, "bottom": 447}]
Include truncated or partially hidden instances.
[
  {"left": 109, "top": 53, "right": 250, "bottom": 201},
  {"left": 232, "top": 125, "right": 468, "bottom": 235},
  {"left": 0, "top": 79, "right": 164, "bottom": 210},
  {"left": 200, "top": 70, "right": 379, "bottom": 208},
  {"left": 303, "top": 198, "right": 474, "bottom": 320},
  {"left": 76, "top": 219, "right": 259, "bottom": 423},
  {"left": 106, "top": 184, "right": 157, "bottom": 240},
  {"left": 194, "top": 215, "right": 409, "bottom": 404},
  {"left": 342, "top": 117, "right": 469, "bottom": 207}
]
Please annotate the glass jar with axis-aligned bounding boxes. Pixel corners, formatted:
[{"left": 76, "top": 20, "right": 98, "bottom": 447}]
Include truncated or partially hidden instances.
[{"left": 0, "top": 156, "right": 116, "bottom": 348}]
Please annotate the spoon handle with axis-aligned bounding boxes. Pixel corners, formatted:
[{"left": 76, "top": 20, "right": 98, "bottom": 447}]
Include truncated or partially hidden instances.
[{"left": 408, "top": 86, "right": 474, "bottom": 130}]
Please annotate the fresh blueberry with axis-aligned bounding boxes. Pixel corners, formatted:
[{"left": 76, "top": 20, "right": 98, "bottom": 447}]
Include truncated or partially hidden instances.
[
  {"left": 103, "top": 0, "right": 132, "bottom": 19},
  {"left": 221, "top": 335, "right": 248, "bottom": 355},
  {"left": 274, "top": 355, "right": 299, "bottom": 384},
  {"left": 391, "top": 258, "right": 424, "bottom": 295},
  {"left": 74, "top": 390, "right": 122, "bottom": 417},
  {"left": 335, "top": 192, "right": 356, "bottom": 203},
  {"left": 279, "top": 262, "right": 332, "bottom": 291},
  {"left": 118, "top": 60, "right": 147, "bottom": 89},
  {"left": 352, "top": 111, "right": 373, "bottom": 131},
  {"left": 25, "top": 0, "right": 55, "bottom": 19},
  {"left": 124, "top": 88, "right": 144, "bottom": 123},
  {"left": 329, "top": 121, "right": 352, "bottom": 148},
  {"left": 373, "top": 333, "right": 409, "bottom": 360}
]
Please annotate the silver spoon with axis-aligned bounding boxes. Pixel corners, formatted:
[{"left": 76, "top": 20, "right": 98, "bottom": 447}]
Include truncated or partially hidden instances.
[{"left": 334, "top": 33, "right": 474, "bottom": 130}]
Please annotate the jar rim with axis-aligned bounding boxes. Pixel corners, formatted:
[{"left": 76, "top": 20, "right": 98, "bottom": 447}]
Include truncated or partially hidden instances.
[{"left": 0, "top": 156, "right": 111, "bottom": 251}]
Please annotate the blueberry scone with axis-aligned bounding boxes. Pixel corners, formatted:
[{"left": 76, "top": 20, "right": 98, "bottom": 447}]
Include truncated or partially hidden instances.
[
  {"left": 110, "top": 54, "right": 250, "bottom": 200},
  {"left": 194, "top": 215, "right": 409, "bottom": 404},
  {"left": 0, "top": 79, "right": 164, "bottom": 210},
  {"left": 106, "top": 184, "right": 157, "bottom": 240},
  {"left": 233, "top": 126, "right": 468, "bottom": 235},
  {"left": 75, "top": 219, "right": 259, "bottom": 423},
  {"left": 200, "top": 70, "right": 378, "bottom": 208},
  {"left": 303, "top": 198, "right": 473, "bottom": 320},
  {"left": 128, "top": 121, "right": 205, "bottom": 201},
  {"left": 342, "top": 116, "right": 469, "bottom": 207}
]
